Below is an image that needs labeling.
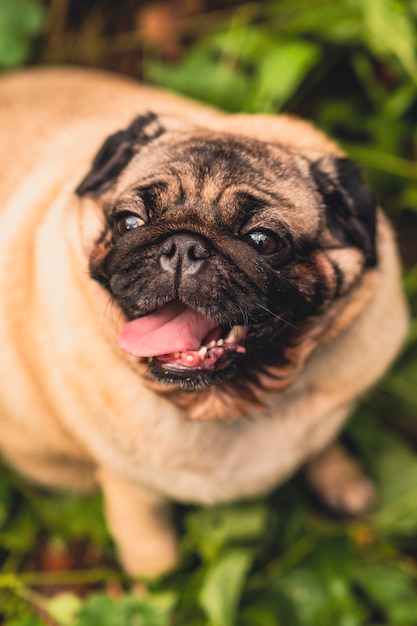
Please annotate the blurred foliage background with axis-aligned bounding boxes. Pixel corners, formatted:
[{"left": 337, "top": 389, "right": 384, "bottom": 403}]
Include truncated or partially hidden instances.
[{"left": 0, "top": 0, "right": 417, "bottom": 624}]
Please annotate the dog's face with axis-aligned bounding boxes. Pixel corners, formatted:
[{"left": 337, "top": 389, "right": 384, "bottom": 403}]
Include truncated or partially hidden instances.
[{"left": 76, "top": 113, "right": 377, "bottom": 409}]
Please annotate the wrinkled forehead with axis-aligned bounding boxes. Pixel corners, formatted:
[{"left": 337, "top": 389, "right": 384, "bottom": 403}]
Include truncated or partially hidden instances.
[{"left": 114, "top": 131, "right": 322, "bottom": 235}]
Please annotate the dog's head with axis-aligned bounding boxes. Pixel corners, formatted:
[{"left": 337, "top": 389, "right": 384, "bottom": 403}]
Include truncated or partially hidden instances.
[{"left": 76, "top": 113, "right": 377, "bottom": 418}]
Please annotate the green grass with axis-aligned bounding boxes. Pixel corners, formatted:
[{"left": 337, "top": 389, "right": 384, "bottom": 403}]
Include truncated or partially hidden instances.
[{"left": 1, "top": 0, "right": 417, "bottom": 624}]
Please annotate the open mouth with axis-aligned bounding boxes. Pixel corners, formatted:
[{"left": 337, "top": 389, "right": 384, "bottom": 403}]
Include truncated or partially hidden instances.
[{"left": 116, "top": 301, "right": 247, "bottom": 378}]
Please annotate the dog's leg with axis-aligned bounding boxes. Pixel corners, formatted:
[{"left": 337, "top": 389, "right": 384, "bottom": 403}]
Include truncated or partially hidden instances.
[
  {"left": 304, "top": 443, "right": 375, "bottom": 516},
  {"left": 97, "top": 467, "right": 178, "bottom": 577}
]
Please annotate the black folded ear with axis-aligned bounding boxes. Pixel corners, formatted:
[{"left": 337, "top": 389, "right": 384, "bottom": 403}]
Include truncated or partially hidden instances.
[
  {"left": 310, "top": 156, "right": 377, "bottom": 267},
  {"left": 76, "top": 112, "right": 164, "bottom": 197}
]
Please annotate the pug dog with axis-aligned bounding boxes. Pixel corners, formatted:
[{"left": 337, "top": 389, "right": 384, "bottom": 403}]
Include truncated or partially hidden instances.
[{"left": 0, "top": 67, "right": 408, "bottom": 577}]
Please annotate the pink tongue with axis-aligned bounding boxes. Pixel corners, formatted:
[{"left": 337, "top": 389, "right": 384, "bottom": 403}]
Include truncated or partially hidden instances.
[{"left": 117, "top": 302, "right": 219, "bottom": 357}]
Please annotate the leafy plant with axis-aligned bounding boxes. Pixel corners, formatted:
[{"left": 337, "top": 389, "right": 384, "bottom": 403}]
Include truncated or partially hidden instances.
[
  {"left": 1, "top": 0, "right": 417, "bottom": 624},
  {"left": 0, "top": 0, "right": 47, "bottom": 69}
]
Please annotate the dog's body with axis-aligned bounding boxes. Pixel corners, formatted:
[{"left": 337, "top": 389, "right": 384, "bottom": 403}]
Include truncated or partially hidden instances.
[{"left": 0, "top": 67, "right": 408, "bottom": 575}]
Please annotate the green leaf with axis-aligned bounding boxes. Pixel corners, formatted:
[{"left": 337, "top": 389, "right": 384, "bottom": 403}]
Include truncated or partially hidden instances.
[
  {"left": 145, "top": 49, "right": 249, "bottom": 112},
  {"left": 74, "top": 592, "right": 176, "bottom": 626},
  {"left": 0, "top": 510, "right": 39, "bottom": 555},
  {"left": 348, "top": 414, "right": 417, "bottom": 536},
  {"left": 0, "top": 0, "right": 47, "bottom": 68},
  {"left": 186, "top": 502, "right": 267, "bottom": 562},
  {"left": 241, "top": 588, "right": 296, "bottom": 626},
  {"left": 373, "top": 442, "right": 417, "bottom": 536},
  {"left": 343, "top": 145, "right": 417, "bottom": 179},
  {"left": 46, "top": 593, "right": 82, "bottom": 626},
  {"left": 279, "top": 0, "right": 362, "bottom": 44},
  {"left": 279, "top": 567, "right": 365, "bottom": 626},
  {"left": 383, "top": 82, "right": 417, "bottom": 118},
  {"left": 29, "top": 492, "right": 109, "bottom": 546},
  {"left": 354, "top": 562, "right": 417, "bottom": 624},
  {"left": 199, "top": 548, "right": 253, "bottom": 626},
  {"left": 209, "top": 23, "right": 278, "bottom": 66},
  {"left": 251, "top": 41, "right": 321, "bottom": 112},
  {"left": 274, "top": 535, "right": 368, "bottom": 625},
  {"left": 362, "top": 0, "right": 417, "bottom": 83}
]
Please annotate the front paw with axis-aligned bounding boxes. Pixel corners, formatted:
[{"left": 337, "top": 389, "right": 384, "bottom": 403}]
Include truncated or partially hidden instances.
[
  {"left": 98, "top": 468, "right": 179, "bottom": 578},
  {"left": 305, "top": 443, "right": 376, "bottom": 516},
  {"left": 119, "top": 530, "right": 179, "bottom": 579}
]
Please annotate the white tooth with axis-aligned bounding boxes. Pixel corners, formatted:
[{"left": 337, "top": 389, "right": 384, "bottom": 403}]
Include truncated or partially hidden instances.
[
  {"left": 207, "top": 340, "right": 216, "bottom": 349},
  {"left": 224, "top": 330, "right": 236, "bottom": 344},
  {"left": 199, "top": 346, "right": 208, "bottom": 360},
  {"left": 234, "top": 325, "right": 246, "bottom": 342},
  {"left": 217, "top": 338, "right": 224, "bottom": 346},
  {"left": 224, "top": 325, "right": 246, "bottom": 344}
]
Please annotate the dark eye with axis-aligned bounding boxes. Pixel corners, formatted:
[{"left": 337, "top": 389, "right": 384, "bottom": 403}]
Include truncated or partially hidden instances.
[
  {"left": 114, "top": 213, "right": 144, "bottom": 237},
  {"left": 243, "top": 230, "right": 282, "bottom": 255}
]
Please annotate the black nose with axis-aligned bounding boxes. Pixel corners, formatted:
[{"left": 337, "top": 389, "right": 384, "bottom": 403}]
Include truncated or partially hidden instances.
[{"left": 160, "top": 233, "right": 211, "bottom": 276}]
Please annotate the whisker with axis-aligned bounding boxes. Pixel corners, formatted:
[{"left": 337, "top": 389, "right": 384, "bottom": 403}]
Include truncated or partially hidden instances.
[
  {"left": 239, "top": 305, "right": 249, "bottom": 328},
  {"left": 101, "top": 294, "right": 116, "bottom": 334},
  {"left": 256, "top": 302, "right": 299, "bottom": 330}
]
